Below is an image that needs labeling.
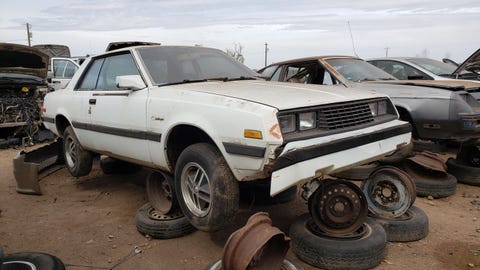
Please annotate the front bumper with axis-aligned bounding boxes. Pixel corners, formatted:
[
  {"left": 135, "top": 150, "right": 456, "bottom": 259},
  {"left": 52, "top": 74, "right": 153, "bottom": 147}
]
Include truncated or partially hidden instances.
[{"left": 270, "top": 120, "right": 411, "bottom": 195}]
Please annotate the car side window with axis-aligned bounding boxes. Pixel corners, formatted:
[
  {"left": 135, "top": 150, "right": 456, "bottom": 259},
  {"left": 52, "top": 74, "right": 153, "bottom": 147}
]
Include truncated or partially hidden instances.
[
  {"left": 96, "top": 53, "right": 140, "bottom": 90},
  {"left": 64, "top": 61, "right": 78, "bottom": 78},
  {"left": 259, "top": 65, "right": 279, "bottom": 79},
  {"left": 371, "top": 60, "right": 430, "bottom": 80},
  {"left": 271, "top": 66, "right": 281, "bottom": 81},
  {"left": 53, "top": 60, "right": 67, "bottom": 77},
  {"left": 77, "top": 58, "right": 104, "bottom": 90}
]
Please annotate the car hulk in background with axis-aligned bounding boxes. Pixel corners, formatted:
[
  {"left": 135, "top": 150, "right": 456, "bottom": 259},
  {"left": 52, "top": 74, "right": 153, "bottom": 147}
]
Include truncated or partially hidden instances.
[
  {"left": 259, "top": 56, "right": 480, "bottom": 143},
  {"left": 42, "top": 45, "right": 411, "bottom": 232},
  {"left": 0, "top": 43, "right": 49, "bottom": 140}
]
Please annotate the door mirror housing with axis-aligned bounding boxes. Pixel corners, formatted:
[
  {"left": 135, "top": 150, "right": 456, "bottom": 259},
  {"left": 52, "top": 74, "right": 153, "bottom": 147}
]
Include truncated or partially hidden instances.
[{"left": 116, "top": 75, "right": 146, "bottom": 90}]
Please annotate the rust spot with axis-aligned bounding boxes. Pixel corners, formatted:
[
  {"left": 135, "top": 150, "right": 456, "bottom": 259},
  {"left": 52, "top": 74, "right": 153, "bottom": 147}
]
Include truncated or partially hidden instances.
[{"left": 269, "top": 124, "right": 282, "bottom": 140}]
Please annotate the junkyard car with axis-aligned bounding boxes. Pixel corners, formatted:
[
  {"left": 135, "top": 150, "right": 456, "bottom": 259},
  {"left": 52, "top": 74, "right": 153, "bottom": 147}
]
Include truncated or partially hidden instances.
[
  {"left": 368, "top": 50, "right": 480, "bottom": 81},
  {"left": 42, "top": 45, "right": 411, "bottom": 232},
  {"left": 259, "top": 56, "right": 480, "bottom": 142},
  {"left": 0, "top": 43, "right": 49, "bottom": 138}
]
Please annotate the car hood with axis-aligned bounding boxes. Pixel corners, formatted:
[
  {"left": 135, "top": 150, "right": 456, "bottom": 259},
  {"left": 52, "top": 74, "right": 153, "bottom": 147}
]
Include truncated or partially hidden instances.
[
  {"left": 0, "top": 43, "right": 49, "bottom": 79},
  {"left": 355, "top": 81, "right": 455, "bottom": 99},
  {"left": 170, "top": 80, "right": 384, "bottom": 110},
  {"left": 452, "top": 48, "right": 480, "bottom": 76}
]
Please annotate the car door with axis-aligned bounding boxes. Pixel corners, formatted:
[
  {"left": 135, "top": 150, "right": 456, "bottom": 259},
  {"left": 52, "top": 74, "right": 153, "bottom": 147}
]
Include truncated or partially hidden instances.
[
  {"left": 51, "top": 58, "right": 80, "bottom": 90},
  {"left": 77, "top": 52, "right": 151, "bottom": 163}
]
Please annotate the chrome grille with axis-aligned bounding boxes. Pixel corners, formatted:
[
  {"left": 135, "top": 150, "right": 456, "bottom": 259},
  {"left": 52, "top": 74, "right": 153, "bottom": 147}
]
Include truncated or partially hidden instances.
[{"left": 318, "top": 102, "right": 374, "bottom": 130}]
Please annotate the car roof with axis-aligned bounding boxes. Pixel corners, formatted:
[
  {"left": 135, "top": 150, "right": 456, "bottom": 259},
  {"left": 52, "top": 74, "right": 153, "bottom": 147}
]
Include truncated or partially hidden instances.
[{"left": 266, "top": 55, "right": 361, "bottom": 67}]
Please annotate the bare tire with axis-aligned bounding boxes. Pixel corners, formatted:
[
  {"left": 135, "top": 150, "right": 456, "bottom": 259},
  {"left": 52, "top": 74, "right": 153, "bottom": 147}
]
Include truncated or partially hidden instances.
[
  {"left": 204, "top": 258, "right": 304, "bottom": 270},
  {"left": 332, "top": 162, "right": 380, "bottom": 180},
  {"left": 290, "top": 214, "right": 386, "bottom": 270},
  {"left": 446, "top": 158, "right": 480, "bottom": 186},
  {"left": 135, "top": 203, "right": 196, "bottom": 239},
  {"left": 373, "top": 205, "right": 428, "bottom": 242},
  {"left": 1, "top": 252, "right": 65, "bottom": 270},
  {"left": 412, "top": 173, "right": 457, "bottom": 198},
  {"left": 174, "top": 143, "right": 239, "bottom": 232},
  {"left": 63, "top": 126, "right": 93, "bottom": 177}
]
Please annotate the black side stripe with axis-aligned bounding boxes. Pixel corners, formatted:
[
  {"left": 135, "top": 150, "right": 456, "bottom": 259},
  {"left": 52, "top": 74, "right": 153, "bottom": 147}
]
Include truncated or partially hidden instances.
[
  {"left": 72, "top": 121, "right": 161, "bottom": 142},
  {"left": 223, "top": 142, "right": 266, "bottom": 158}
]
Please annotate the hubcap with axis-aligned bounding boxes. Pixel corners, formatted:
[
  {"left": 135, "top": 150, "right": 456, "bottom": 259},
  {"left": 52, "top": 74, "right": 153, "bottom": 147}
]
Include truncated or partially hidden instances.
[
  {"left": 181, "top": 162, "right": 211, "bottom": 217},
  {"left": 308, "top": 179, "right": 367, "bottom": 236}
]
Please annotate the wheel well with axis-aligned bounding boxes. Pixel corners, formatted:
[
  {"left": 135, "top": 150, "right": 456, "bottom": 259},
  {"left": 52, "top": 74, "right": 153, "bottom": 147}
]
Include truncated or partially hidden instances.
[
  {"left": 166, "top": 125, "right": 215, "bottom": 169},
  {"left": 55, "top": 115, "right": 71, "bottom": 137},
  {"left": 396, "top": 106, "right": 418, "bottom": 138}
]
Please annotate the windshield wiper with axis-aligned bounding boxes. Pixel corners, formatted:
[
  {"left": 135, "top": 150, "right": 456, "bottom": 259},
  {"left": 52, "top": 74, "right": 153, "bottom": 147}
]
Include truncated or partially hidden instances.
[
  {"left": 160, "top": 79, "right": 207, "bottom": 86},
  {"left": 206, "top": 76, "right": 258, "bottom": 82},
  {"left": 377, "top": 77, "right": 395, "bottom": 80},
  {"left": 358, "top": 78, "right": 377, "bottom": 82}
]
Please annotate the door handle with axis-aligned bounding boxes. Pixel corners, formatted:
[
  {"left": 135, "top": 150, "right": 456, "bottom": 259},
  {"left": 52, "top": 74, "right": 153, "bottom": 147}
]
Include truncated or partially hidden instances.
[{"left": 89, "top": 99, "right": 97, "bottom": 105}]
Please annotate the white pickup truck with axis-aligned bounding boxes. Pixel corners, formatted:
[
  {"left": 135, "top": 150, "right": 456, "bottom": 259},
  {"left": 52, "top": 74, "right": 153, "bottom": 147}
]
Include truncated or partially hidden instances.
[{"left": 42, "top": 45, "right": 411, "bottom": 232}]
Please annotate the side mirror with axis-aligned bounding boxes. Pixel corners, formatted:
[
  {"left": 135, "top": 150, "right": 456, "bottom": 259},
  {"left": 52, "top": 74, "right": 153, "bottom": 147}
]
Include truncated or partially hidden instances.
[
  {"left": 116, "top": 75, "right": 146, "bottom": 90},
  {"left": 47, "top": 71, "right": 54, "bottom": 79}
]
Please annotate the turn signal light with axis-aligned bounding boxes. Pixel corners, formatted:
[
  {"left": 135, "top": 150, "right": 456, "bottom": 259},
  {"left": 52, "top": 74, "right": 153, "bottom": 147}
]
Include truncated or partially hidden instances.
[{"left": 244, "top": 129, "right": 263, "bottom": 139}]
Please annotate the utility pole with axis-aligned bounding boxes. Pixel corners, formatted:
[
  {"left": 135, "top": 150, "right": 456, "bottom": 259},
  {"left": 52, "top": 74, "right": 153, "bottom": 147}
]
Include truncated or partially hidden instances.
[
  {"left": 384, "top": 47, "right": 390, "bottom": 57},
  {"left": 264, "top": 42, "right": 268, "bottom": 67},
  {"left": 26, "top": 23, "right": 32, "bottom": 46}
]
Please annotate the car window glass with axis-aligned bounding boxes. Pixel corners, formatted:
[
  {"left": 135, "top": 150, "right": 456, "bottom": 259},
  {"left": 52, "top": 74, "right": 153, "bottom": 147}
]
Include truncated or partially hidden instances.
[
  {"left": 77, "top": 58, "right": 104, "bottom": 90},
  {"left": 271, "top": 66, "right": 281, "bottom": 81},
  {"left": 96, "top": 53, "right": 140, "bottom": 90},
  {"left": 53, "top": 60, "right": 67, "bottom": 77},
  {"left": 64, "top": 61, "right": 78, "bottom": 78},
  {"left": 138, "top": 47, "right": 256, "bottom": 85},
  {"left": 259, "top": 65, "right": 278, "bottom": 78}
]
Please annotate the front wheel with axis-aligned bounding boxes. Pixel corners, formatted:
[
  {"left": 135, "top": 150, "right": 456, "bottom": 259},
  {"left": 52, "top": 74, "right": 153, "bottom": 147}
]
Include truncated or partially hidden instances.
[
  {"left": 63, "top": 126, "right": 93, "bottom": 177},
  {"left": 174, "top": 143, "right": 239, "bottom": 232}
]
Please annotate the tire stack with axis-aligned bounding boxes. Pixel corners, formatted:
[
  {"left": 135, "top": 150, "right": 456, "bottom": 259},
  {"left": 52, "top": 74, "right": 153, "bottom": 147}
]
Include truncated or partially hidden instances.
[
  {"left": 446, "top": 143, "right": 480, "bottom": 186},
  {"left": 135, "top": 171, "right": 196, "bottom": 239}
]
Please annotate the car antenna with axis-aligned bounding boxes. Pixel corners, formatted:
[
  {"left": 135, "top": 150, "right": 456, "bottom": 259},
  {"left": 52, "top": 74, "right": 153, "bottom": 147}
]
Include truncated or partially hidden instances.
[{"left": 347, "top": 21, "right": 359, "bottom": 57}]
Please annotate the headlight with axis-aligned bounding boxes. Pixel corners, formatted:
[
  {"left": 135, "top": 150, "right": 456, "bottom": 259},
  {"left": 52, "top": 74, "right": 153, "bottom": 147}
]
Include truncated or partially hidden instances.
[
  {"left": 278, "top": 114, "right": 296, "bottom": 133},
  {"left": 299, "top": 112, "right": 316, "bottom": 130},
  {"left": 369, "top": 100, "right": 387, "bottom": 117}
]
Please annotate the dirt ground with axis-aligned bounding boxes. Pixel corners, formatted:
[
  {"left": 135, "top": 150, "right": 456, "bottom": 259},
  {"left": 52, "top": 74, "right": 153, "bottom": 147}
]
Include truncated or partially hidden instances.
[{"left": 1, "top": 145, "right": 480, "bottom": 270}]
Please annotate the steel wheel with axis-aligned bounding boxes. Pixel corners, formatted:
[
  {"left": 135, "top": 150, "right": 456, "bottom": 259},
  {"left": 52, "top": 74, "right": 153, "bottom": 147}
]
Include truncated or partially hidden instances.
[
  {"left": 147, "top": 171, "right": 178, "bottom": 214},
  {"left": 180, "top": 162, "right": 211, "bottom": 217},
  {"left": 362, "top": 166, "right": 415, "bottom": 219},
  {"left": 308, "top": 179, "right": 368, "bottom": 236}
]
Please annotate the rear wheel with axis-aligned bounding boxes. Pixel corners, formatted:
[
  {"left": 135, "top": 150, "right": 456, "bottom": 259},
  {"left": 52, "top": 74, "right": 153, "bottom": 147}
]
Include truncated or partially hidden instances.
[
  {"left": 63, "top": 126, "right": 92, "bottom": 177},
  {"left": 174, "top": 143, "right": 239, "bottom": 232}
]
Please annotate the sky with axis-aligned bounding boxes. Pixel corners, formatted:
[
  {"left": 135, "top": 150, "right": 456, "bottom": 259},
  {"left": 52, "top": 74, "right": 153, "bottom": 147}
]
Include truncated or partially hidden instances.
[{"left": 1, "top": 0, "right": 479, "bottom": 69}]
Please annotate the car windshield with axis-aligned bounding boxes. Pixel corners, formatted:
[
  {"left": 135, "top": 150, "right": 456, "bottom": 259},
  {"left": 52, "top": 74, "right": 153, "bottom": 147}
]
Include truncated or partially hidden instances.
[
  {"left": 325, "top": 58, "right": 396, "bottom": 82},
  {"left": 406, "top": 58, "right": 462, "bottom": 76},
  {"left": 137, "top": 46, "right": 258, "bottom": 86}
]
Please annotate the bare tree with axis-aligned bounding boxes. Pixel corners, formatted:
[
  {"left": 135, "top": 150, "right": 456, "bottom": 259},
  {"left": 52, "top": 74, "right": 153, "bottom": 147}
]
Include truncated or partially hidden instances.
[{"left": 226, "top": 43, "right": 245, "bottom": 63}]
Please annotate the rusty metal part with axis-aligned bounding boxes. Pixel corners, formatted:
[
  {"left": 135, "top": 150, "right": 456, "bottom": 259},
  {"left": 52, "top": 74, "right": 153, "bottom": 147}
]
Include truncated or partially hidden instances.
[
  {"left": 222, "top": 212, "right": 290, "bottom": 270},
  {"left": 13, "top": 139, "right": 64, "bottom": 195},
  {"left": 402, "top": 151, "right": 450, "bottom": 186},
  {"left": 362, "top": 166, "right": 416, "bottom": 219},
  {"left": 146, "top": 171, "right": 177, "bottom": 214},
  {"left": 308, "top": 179, "right": 368, "bottom": 236},
  {"left": 406, "top": 151, "right": 447, "bottom": 173}
]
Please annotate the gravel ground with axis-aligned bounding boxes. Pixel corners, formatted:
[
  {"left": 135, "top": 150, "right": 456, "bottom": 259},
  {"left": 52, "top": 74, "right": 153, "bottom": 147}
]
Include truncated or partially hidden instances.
[{"left": 1, "top": 146, "right": 480, "bottom": 270}]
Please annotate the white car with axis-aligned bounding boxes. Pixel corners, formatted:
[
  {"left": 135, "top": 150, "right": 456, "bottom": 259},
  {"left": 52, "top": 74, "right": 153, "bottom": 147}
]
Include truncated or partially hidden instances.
[
  {"left": 42, "top": 45, "right": 411, "bottom": 232},
  {"left": 368, "top": 50, "right": 480, "bottom": 81}
]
